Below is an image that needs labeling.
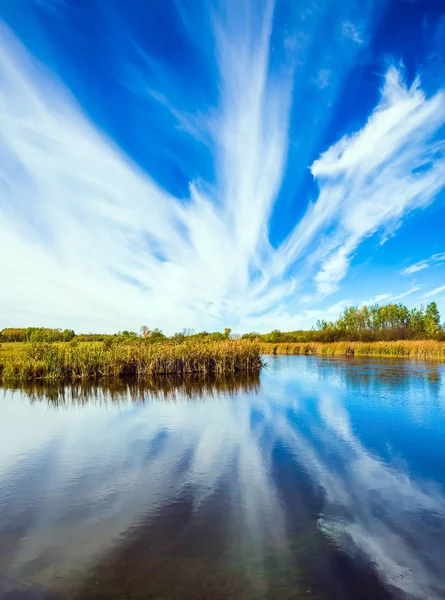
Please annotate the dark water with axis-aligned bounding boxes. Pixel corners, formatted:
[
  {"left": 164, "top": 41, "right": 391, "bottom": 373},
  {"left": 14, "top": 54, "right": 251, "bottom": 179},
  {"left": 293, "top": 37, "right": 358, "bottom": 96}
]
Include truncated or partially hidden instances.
[{"left": 1, "top": 356, "right": 445, "bottom": 600}]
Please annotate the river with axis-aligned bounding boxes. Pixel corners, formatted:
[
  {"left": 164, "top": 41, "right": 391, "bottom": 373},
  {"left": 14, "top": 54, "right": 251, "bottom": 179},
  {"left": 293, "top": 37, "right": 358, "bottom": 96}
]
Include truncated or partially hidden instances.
[{"left": 1, "top": 355, "right": 444, "bottom": 599}]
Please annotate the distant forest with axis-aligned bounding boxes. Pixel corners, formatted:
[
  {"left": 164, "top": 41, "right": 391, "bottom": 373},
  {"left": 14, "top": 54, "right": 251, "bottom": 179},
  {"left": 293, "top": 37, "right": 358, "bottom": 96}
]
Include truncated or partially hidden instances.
[
  {"left": 248, "top": 301, "right": 445, "bottom": 343},
  {"left": 1, "top": 302, "right": 444, "bottom": 343}
]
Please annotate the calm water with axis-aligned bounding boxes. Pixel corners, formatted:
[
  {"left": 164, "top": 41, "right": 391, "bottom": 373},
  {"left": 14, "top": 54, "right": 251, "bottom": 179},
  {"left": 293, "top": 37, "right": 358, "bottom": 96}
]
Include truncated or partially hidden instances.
[{"left": 1, "top": 356, "right": 445, "bottom": 600}]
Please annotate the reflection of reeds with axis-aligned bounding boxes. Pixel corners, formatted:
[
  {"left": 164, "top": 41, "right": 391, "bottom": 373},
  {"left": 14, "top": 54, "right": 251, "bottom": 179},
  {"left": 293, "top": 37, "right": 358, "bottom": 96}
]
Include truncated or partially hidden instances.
[
  {"left": 261, "top": 340, "right": 445, "bottom": 361},
  {"left": 5, "top": 371, "right": 261, "bottom": 407},
  {"left": 0, "top": 340, "right": 262, "bottom": 383}
]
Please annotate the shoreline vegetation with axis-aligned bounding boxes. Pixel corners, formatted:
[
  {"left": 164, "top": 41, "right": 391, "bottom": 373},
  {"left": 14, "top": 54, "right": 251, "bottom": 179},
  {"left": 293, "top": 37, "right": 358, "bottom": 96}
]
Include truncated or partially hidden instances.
[
  {"left": 0, "top": 339, "right": 263, "bottom": 383},
  {"left": 1, "top": 302, "right": 445, "bottom": 382},
  {"left": 260, "top": 340, "right": 445, "bottom": 361},
  {"left": 1, "top": 339, "right": 445, "bottom": 385}
]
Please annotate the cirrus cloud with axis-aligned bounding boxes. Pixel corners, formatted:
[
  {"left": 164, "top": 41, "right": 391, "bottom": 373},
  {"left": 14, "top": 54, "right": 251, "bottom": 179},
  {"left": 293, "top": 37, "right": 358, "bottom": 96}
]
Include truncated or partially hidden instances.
[{"left": 0, "top": 1, "right": 445, "bottom": 333}]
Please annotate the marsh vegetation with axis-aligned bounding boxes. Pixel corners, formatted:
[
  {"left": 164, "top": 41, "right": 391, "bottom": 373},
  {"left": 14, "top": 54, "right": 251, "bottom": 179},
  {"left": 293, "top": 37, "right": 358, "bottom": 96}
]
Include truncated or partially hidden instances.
[
  {"left": 260, "top": 339, "right": 445, "bottom": 361},
  {"left": 2, "top": 302, "right": 445, "bottom": 383},
  {"left": 0, "top": 339, "right": 262, "bottom": 383}
]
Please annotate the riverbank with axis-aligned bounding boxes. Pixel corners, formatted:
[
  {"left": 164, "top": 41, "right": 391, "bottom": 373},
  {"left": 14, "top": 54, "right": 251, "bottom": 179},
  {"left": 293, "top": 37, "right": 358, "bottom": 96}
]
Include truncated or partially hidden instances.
[
  {"left": 0, "top": 340, "right": 263, "bottom": 383},
  {"left": 260, "top": 340, "right": 445, "bottom": 361}
]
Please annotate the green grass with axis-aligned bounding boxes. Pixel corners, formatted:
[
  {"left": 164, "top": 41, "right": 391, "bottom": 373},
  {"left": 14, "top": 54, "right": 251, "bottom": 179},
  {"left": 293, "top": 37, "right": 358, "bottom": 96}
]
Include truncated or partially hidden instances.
[
  {"left": 0, "top": 342, "right": 28, "bottom": 358},
  {"left": 0, "top": 339, "right": 263, "bottom": 383}
]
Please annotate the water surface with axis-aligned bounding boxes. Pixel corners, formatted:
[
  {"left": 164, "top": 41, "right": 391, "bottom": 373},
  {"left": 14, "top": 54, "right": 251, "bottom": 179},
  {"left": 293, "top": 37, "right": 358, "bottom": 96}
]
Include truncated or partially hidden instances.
[{"left": 1, "top": 356, "right": 445, "bottom": 600}]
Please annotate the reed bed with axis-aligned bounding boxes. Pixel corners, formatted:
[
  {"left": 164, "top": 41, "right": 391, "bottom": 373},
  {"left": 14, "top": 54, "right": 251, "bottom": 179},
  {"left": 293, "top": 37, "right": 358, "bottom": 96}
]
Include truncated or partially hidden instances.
[
  {"left": 260, "top": 340, "right": 445, "bottom": 361},
  {"left": 0, "top": 340, "right": 263, "bottom": 383}
]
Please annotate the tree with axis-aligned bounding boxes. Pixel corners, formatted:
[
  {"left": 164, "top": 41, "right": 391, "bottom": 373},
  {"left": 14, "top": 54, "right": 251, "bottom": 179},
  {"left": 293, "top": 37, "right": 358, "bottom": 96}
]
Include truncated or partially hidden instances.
[
  {"left": 120, "top": 330, "right": 136, "bottom": 338},
  {"left": 266, "top": 329, "right": 282, "bottom": 343},
  {"left": 241, "top": 332, "right": 260, "bottom": 341},
  {"left": 425, "top": 302, "right": 441, "bottom": 336},
  {"left": 150, "top": 328, "right": 166, "bottom": 341}
]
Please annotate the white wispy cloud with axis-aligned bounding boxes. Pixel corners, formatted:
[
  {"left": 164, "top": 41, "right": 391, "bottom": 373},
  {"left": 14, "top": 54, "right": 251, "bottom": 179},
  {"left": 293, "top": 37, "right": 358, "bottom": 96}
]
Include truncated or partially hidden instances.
[
  {"left": 0, "top": 8, "right": 294, "bottom": 332},
  {"left": 421, "top": 285, "right": 445, "bottom": 299},
  {"left": 314, "top": 68, "right": 331, "bottom": 89},
  {"left": 402, "top": 261, "right": 430, "bottom": 275},
  {"left": 0, "top": 2, "right": 445, "bottom": 332},
  {"left": 276, "top": 65, "right": 445, "bottom": 298},
  {"left": 341, "top": 21, "right": 364, "bottom": 44},
  {"left": 401, "top": 252, "right": 445, "bottom": 275},
  {"left": 359, "top": 293, "right": 392, "bottom": 306},
  {"left": 390, "top": 286, "right": 421, "bottom": 300},
  {"left": 361, "top": 288, "right": 421, "bottom": 304},
  {"left": 355, "top": 287, "right": 421, "bottom": 308}
]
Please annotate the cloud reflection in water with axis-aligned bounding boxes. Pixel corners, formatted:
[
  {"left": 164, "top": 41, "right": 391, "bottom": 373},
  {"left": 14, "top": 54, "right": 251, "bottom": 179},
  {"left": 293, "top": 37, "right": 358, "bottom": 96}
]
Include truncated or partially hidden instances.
[{"left": 0, "top": 358, "right": 444, "bottom": 599}]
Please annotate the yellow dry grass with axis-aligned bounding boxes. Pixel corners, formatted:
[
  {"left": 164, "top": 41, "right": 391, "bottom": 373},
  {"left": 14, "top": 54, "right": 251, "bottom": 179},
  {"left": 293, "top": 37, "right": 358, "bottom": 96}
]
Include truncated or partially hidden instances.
[{"left": 260, "top": 340, "right": 445, "bottom": 361}]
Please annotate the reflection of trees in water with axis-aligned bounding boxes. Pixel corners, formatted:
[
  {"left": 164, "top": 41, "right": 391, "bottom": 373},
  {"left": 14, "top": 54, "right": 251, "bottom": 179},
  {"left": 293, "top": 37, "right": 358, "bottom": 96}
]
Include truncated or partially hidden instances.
[
  {"left": 6, "top": 357, "right": 443, "bottom": 405},
  {"left": 6, "top": 372, "right": 261, "bottom": 407},
  {"left": 2, "top": 357, "right": 445, "bottom": 600},
  {"left": 313, "top": 356, "right": 443, "bottom": 400}
]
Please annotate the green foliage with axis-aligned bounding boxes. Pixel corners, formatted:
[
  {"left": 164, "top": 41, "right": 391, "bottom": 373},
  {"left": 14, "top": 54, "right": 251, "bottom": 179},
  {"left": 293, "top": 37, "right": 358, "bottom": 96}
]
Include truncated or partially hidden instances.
[
  {"left": 241, "top": 332, "right": 260, "bottom": 341},
  {"left": 255, "top": 302, "right": 445, "bottom": 343},
  {"left": 425, "top": 301, "right": 441, "bottom": 336},
  {"left": 149, "top": 328, "right": 167, "bottom": 341},
  {"left": 1, "top": 302, "right": 443, "bottom": 349},
  {"left": 0, "top": 339, "right": 263, "bottom": 383},
  {"left": 0, "top": 327, "right": 75, "bottom": 343}
]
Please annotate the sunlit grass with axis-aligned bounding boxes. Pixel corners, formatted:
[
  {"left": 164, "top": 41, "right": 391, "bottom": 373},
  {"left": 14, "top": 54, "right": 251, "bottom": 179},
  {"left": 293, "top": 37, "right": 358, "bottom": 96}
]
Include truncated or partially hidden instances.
[
  {"left": 0, "top": 342, "right": 28, "bottom": 358},
  {"left": 260, "top": 341, "right": 445, "bottom": 361},
  {"left": 0, "top": 339, "right": 263, "bottom": 383},
  {"left": 3, "top": 338, "right": 445, "bottom": 384}
]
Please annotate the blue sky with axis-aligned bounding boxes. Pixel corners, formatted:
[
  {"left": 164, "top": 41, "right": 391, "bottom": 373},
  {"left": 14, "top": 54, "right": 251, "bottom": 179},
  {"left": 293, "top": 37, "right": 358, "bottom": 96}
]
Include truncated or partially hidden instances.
[{"left": 0, "top": 0, "right": 444, "bottom": 333}]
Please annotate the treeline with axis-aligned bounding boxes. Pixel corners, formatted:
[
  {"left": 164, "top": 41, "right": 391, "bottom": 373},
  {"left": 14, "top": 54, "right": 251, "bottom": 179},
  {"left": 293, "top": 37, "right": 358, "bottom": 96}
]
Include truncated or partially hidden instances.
[
  {"left": 2, "top": 303, "right": 444, "bottom": 345},
  {"left": 0, "top": 326, "right": 234, "bottom": 344},
  {"left": 0, "top": 327, "right": 76, "bottom": 343},
  {"left": 243, "top": 302, "right": 445, "bottom": 343}
]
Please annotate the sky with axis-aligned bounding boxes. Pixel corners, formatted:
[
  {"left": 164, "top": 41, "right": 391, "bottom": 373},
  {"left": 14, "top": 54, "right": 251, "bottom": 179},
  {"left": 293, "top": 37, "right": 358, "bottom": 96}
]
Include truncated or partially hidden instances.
[{"left": 0, "top": 0, "right": 444, "bottom": 334}]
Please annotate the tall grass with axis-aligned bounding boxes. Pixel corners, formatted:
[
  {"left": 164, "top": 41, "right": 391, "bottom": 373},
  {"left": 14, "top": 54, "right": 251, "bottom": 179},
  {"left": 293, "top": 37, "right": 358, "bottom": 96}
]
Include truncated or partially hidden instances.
[
  {"left": 0, "top": 339, "right": 263, "bottom": 383},
  {"left": 260, "top": 340, "right": 445, "bottom": 361}
]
